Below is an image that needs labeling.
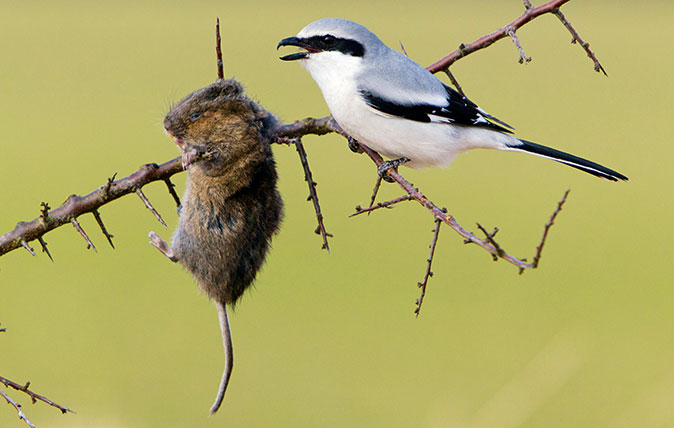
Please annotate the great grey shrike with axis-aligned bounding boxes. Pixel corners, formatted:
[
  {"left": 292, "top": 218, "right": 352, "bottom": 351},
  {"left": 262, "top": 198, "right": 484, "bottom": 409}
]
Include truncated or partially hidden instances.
[{"left": 277, "top": 18, "right": 627, "bottom": 181}]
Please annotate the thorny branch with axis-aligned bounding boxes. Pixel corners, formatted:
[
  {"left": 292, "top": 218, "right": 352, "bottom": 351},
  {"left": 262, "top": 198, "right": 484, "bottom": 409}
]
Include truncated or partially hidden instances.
[
  {"left": 415, "top": 218, "right": 443, "bottom": 316},
  {"left": 286, "top": 137, "right": 333, "bottom": 251},
  {"left": 426, "top": 0, "right": 605, "bottom": 74},
  {"left": 1, "top": 0, "right": 595, "bottom": 312},
  {"left": 1, "top": 389, "right": 35, "bottom": 428},
  {"left": 0, "top": 377, "right": 73, "bottom": 415},
  {"left": 0, "top": 158, "right": 185, "bottom": 257},
  {"left": 1, "top": 326, "right": 73, "bottom": 427}
]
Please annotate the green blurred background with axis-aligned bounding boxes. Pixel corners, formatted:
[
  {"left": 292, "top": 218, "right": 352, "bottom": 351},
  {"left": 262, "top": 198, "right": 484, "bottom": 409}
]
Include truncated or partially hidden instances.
[{"left": 1, "top": 1, "right": 673, "bottom": 427}]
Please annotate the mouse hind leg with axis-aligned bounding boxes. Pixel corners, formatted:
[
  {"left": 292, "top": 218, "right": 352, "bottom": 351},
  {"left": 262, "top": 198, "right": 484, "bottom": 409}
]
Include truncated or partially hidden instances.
[{"left": 149, "top": 231, "right": 178, "bottom": 262}]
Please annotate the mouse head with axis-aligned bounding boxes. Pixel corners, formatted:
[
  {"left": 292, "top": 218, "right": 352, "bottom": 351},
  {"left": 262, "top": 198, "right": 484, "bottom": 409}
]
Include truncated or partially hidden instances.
[{"left": 164, "top": 79, "right": 276, "bottom": 177}]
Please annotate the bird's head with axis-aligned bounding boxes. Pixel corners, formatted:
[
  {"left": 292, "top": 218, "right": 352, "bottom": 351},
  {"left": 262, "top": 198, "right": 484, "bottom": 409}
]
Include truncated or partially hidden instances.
[{"left": 277, "top": 18, "right": 381, "bottom": 71}]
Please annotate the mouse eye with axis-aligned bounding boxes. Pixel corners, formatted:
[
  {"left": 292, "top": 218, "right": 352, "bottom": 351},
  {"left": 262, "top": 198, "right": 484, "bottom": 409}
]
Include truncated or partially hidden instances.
[{"left": 189, "top": 112, "right": 202, "bottom": 123}]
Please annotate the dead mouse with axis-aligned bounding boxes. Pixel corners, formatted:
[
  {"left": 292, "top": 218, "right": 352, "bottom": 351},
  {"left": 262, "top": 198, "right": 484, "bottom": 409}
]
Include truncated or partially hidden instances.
[{"left": 149, "top": 78, "right": 283, "bottom": 414}]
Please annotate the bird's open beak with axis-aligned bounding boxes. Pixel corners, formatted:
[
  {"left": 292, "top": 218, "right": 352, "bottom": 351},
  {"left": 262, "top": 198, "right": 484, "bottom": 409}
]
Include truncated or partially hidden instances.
[{"left": 277, "top": 36, "right": 312, "bottom": 61}]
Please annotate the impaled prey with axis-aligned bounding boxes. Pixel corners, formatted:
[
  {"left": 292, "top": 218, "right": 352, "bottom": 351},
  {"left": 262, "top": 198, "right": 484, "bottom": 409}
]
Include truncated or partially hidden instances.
[{"left": 149, "top": 79, "right": 283, "bottom": 414}]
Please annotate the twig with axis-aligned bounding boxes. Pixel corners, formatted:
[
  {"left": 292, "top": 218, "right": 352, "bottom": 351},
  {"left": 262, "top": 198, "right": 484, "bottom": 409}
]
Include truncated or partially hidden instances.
[
  {"left": 414, "top": 218, "right": 442, "bottom": 316},
  {"left": 71, "top": 218, "right": 96, "bottom": 252},
  {"left": 552, "top": 9, "right": 607, "bottom": 75},
  {"left": 476, "top": 223, "right": 503, "bottom": 261},
  {"left": 92, "top": 210, "right": 115, "bottom": 249},
  {"left": 367, "top": 175, "right": 384, "bottom": 214},
  {"left": 135, "top": 187, "right": 168, "bottom": 229},
  {"left": 0, "top": 376, "right": 74, "bottom": 414},
  {"left": 0, "top": 389, "right": 35, "bottom": 428},
  {"left": 294, "top": 138, "right": 332, "bottom": 251},
  {"left": 531, "top": 189, "right": 570, "bottom": 269},
  {"left": 427, "top": 0, "right": 606, "bottom": 74},
  {"left": 350, "top": 194, "right": 414, "bottom": 218},
  {"left": 216, "top": 18, "right": 224, "bottom": 79},
  {"left": 443, "top": 69, "right": 466, "bottom": 98},
  {"left": 506, "top": 25, "right": 531, "bottom": 64}
]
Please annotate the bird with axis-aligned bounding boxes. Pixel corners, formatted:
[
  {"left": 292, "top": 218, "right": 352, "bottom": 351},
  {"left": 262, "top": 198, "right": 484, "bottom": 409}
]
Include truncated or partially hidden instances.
[{"left": 277, "top": 18, "right": 627, "bottom": 181}]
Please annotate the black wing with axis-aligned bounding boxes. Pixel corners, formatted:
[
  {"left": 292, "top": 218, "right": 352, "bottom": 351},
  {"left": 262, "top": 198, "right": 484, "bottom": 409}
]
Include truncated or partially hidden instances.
[{"left": 359, "top": 84, "right": 514, "bottom": 134}]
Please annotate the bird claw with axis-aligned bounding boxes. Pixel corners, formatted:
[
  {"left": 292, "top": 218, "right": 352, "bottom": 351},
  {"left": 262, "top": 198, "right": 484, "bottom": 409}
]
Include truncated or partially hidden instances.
[
  {"left": 377, "top": 157, "right": 410, "bottom": 183},
  {"left": 347, "top": 137, "right": 363, "bottom": 153}
]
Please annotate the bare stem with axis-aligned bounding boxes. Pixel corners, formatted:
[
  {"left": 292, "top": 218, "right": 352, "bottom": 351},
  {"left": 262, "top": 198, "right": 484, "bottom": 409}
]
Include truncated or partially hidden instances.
[
  {"left": 443, "top": 69, "right": 466, "bottom": 98},
  {"left": 0, "top": 376, "right": 74, "bottom": 415},
  {"left": 216, "top": 18, "right": 224, "bottom": 79},
  {"left": 552, "top": 10, "right": 607, "bottom": 75},
  {"left": 0, "top": 389, "right": 35, "bottom": 428},
  {"left": 294, "top": 138, "right": 333, "bottom": 251},
  {"left": 414, "top": 218, "right": 442, "bottom": 316},
  {"left": 506, "top": 25, "right": 532, "bottom": 64},
  {"left": 532, "top": 189, "right": 570, "bottom": 269},
  {"left": 350, "top": 195, "right": 414, "bottom": 218}
]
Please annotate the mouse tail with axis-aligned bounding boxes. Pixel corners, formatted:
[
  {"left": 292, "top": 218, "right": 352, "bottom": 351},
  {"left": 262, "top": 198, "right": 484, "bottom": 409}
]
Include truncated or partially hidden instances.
[{"left": 210, "top": 300, "right": 233, "bottom": 415}]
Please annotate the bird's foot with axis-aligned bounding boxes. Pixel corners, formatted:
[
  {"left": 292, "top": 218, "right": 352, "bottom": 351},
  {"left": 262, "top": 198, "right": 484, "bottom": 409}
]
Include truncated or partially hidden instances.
[
  {"left": 347, "top": 137, "right": 363, "bottom": 154},
  {"left": 377, "top": 157, "right": 410, "bottom": 183}
]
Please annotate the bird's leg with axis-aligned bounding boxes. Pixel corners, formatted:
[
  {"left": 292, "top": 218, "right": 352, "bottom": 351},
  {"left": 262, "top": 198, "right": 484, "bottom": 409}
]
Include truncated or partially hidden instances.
[
  {"left": 148, "top": 231, "right": 178, "bottom": 262},
  {"left": 347, "top": 136, "right": 363, "bottom": 153},
  {"left": 377, "top": 157, "right": 410, "bottom": 183}
]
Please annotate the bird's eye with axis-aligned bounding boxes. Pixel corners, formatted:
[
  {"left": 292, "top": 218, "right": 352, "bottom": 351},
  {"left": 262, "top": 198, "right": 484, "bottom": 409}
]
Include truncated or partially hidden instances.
[
  {"left": 321, "top": 35, "right": 337, "bottom": 46},
  {"left": 189, "top": 112, "right": 202, "bottom": 123}
]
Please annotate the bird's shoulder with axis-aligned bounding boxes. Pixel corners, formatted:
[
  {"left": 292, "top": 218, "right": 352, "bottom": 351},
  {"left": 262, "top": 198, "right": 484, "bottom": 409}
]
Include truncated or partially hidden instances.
[{"left": 357, "top": 51, "right": 514, "bottom": 133}]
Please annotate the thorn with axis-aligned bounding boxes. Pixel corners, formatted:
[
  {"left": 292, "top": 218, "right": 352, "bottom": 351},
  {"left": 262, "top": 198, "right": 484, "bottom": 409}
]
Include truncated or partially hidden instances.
[
  {"left": 92, "top": 210, "right": 115, "bottom": 249},
  {"left": 136, "top": 188, "right": 168, "bottom": 229},
  {"left": 38, "top": 237, "right": 53, "bottom": 261},
  {"left": 20, "top": 240, "right": 36, "bottom": 257},
  {"left": 163, "top": 179, "right": 181, "bottom": 208},
  {"left": 71, "top": 218, "right": 97, "bottom": 252},
  {"left": 103, "top": 173, "right": 117, "bottom": 195}
]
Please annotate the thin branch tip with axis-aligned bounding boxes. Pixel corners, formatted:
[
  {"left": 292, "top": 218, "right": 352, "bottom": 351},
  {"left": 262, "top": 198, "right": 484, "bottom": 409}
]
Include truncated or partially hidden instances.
[{"left": 294, "top": 139, "right": 332, "bottom": 251}]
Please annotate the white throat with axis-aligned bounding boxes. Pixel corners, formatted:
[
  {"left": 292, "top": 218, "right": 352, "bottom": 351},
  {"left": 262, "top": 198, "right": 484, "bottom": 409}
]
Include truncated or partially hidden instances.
[{"left": 300, "top": 52, "right": 363, "bottom": 118}]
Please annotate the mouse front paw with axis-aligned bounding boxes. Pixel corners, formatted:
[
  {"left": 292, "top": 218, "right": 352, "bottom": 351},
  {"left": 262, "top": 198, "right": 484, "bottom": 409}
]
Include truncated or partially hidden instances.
[{"left": 181, "top": 149, "right": 200, "bottom": 170}]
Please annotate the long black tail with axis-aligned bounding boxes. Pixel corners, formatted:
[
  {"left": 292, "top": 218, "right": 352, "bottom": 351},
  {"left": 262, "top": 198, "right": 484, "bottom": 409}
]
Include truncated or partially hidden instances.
[{"left": 506, "top": 139, "right": 628, "bottom": 181}]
